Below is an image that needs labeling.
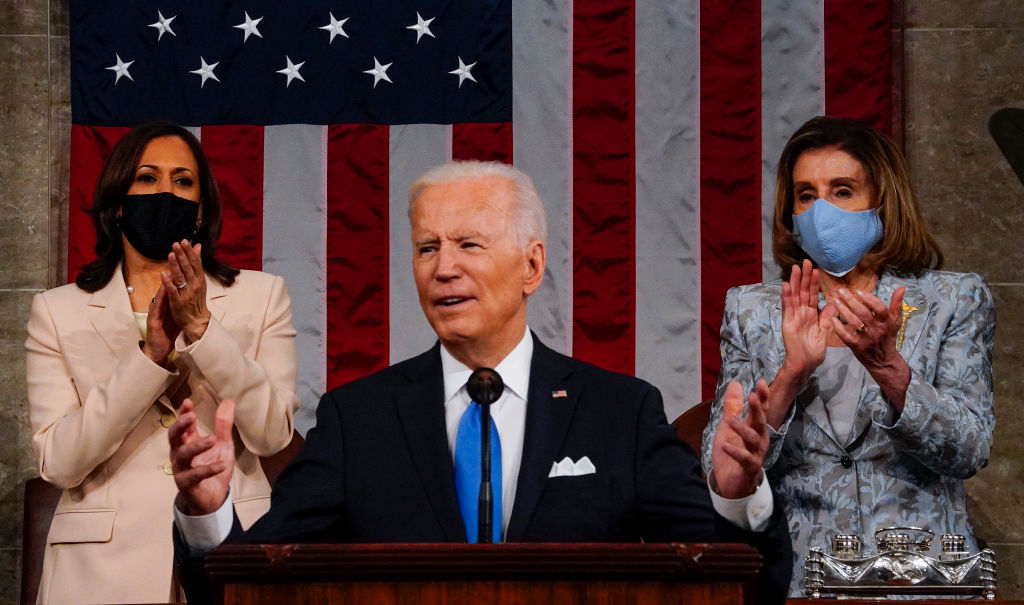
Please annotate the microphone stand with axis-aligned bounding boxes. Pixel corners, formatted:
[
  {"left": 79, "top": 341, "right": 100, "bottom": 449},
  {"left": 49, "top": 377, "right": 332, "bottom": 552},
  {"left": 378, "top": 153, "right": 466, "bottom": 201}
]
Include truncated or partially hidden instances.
[
  {"left": 467, "top": 368, "right": 504, "bottom": 544},
  {"left": 478, "top": 399, "right": 493, "bottom": 543}
]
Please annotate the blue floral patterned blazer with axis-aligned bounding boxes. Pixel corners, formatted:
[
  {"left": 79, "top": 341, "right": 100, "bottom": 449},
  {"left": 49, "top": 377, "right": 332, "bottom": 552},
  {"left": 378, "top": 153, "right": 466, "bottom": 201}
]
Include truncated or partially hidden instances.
[{"left": 700, "top": 269, "right": 995, "bottom": 596}]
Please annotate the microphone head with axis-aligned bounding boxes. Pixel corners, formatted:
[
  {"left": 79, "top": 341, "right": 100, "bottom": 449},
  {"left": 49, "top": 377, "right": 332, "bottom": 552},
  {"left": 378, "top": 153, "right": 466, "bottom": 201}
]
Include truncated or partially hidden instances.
[{"left": 467, "top": 368, "right": 505, "bottom": 406}]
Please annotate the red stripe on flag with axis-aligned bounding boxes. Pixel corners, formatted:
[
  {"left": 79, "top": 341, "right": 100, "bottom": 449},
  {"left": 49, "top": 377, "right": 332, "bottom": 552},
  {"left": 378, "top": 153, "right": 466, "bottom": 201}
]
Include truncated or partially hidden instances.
[
  {"left": 452, "top": 122, "right": 513, "bottom": 164},
  {"left": 200, "top": 125, "right": 264, "bottom": 271},
  {"left": 699, "top": 0, "right": 763, "bottom": 399},
  {"left": 325, "top": 124, "right": 390, "bottom": 390},
  {"left": 68, "top": 125, "right": 132, "bottom": 284},
  {"left": 824, "top": 0, "right": 893, "bottom": 134},
  {"left": 571, "top": 1, "right": 636, "bottom": 375}
]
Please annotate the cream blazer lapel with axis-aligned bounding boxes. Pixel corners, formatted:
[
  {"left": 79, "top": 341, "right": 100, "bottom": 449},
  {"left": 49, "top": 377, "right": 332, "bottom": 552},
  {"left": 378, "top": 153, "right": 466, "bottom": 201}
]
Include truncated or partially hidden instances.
[
  {"left": 176, "top": 278, "right": 229, "bottom": 410},
  {"left": 86, "top": 268, "right": 141, "bottom": 373},
  {"left": 204, "top": 276, "right": 229, "bottom": 325},
  {"left": 85, "top": 267, "right": 195, "bottom": 413}
]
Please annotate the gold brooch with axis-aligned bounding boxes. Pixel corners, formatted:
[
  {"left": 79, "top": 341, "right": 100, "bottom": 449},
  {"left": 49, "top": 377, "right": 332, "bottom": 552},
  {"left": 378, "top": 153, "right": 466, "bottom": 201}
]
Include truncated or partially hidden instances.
[{"left": 896, "top": 301, "right": 918, "bottom": 351}]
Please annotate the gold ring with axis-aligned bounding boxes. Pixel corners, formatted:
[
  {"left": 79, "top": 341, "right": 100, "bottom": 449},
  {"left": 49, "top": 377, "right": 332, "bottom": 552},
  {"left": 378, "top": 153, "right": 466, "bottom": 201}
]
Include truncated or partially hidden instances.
[
  {"left": 175, "top": 281, "right": 187, "bottom": 290},
  {"left": 856, "top": 323, "right": 866, "bottom": 333}
]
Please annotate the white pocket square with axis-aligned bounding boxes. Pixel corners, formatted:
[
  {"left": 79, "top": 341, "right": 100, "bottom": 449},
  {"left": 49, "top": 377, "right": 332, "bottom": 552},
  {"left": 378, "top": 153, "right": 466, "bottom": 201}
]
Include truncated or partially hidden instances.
[{"left": 548, "top": 455, "right": 597, "bottom": 478}]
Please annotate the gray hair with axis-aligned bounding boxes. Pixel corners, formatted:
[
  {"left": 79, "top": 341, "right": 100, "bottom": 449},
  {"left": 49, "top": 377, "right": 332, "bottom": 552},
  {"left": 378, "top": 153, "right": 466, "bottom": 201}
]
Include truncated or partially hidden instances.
[{"left": 408, "top": 161, "right": 548, "bottom": 247}]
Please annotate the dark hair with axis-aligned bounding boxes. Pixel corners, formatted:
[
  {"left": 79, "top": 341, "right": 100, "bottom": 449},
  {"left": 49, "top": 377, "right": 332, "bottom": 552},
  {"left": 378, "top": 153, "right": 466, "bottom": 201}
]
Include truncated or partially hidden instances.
[
  {"left": 75, "top": 122, "right": 239, "bottom": 292},
  {"left": 772, "top": 116, "right": 943, "bottom": 279}
]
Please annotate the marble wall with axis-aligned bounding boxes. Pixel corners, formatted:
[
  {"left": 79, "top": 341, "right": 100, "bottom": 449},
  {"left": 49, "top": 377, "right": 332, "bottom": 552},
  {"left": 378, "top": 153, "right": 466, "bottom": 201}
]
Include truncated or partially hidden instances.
[
  {"left": 0, "top": 0, "right": 67, "bottom": 603},
  {"left": 902, "top": 1, "right": 1024, "bottom": 597},
  {"left": 0, "top": 0, "right": 1021, "bottom": 602}
]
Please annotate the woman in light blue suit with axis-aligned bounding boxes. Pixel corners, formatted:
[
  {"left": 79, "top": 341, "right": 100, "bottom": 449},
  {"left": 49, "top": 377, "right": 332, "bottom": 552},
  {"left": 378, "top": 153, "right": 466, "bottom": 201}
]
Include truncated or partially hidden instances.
[{"left": 701, "top": 116, "right": 995, "bottom": 597}]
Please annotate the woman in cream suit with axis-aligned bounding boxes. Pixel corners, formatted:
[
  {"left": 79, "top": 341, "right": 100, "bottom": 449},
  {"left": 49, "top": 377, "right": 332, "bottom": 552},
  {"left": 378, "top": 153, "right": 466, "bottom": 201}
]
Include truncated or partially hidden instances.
[
  {"left": 25, "top": 122, "right": 299, "bottom": 604},
  {"left": 701, "top": 117, "right": 995, "bottom": 596}
]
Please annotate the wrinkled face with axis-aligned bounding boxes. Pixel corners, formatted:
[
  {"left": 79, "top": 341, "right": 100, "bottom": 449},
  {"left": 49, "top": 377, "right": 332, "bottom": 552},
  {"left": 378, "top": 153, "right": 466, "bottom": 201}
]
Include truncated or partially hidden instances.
[
  {"left": 411, "top": 176, "right": 543, "bottom": 356},
  {"left": 792, "top": 146, "right": 876, "bottom": 216},
  {"left": 127, "top": 135, "right": 201, "bottom": 203}
]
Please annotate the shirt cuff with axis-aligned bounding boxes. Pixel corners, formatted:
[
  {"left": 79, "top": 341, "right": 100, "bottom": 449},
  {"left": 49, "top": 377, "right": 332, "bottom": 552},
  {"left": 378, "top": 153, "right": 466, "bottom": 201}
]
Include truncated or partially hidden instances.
[
  {"left": 708, "top": 471, "right": 774, "bottom": 532},
  {"left": 173, "top": 491, "right": 234, "bottom": 552}
]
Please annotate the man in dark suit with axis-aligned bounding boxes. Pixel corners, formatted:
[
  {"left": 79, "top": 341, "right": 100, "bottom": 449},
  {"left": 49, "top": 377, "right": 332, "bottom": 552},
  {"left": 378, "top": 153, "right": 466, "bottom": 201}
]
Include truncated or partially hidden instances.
[{"left": 170, "top": 161, "right": 790, "bottom": 600}]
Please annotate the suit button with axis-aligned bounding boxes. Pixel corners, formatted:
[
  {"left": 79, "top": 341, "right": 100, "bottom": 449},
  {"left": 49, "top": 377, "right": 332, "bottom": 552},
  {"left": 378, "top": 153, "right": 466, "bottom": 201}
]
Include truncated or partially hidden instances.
[
  {"left": 160, "top": 412, "right": 177, "bottom": 428},
  {"left": 840, "top": 456, "right": 853, "bottom": 469},
  {"left": 163, "top": 461, "right": 174, "bottom": 475}
]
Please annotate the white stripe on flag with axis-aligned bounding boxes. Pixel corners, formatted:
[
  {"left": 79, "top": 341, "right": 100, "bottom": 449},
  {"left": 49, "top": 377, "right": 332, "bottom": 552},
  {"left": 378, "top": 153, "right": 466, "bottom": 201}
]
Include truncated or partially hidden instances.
[
  {"left": 263, "top": 124, "right": 327, "bottom": 434},
  {"left": 636, "top": 0, "right": 702, "bottom": 420},
  {"left": 388, "top": 124, "right": 451, "bottom": 364},
  {"left": 760, "top": 0, "right": 826, "bottom": 280},
  {"left": 515, "top": 0, "right": 572, "bottom": 356}
]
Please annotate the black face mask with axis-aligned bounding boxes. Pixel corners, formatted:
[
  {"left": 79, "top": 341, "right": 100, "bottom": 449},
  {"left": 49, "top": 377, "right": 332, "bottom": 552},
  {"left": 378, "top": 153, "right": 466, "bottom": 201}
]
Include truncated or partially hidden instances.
[{"left": 120, "top": 192, "right": 200, "bottom": 260}]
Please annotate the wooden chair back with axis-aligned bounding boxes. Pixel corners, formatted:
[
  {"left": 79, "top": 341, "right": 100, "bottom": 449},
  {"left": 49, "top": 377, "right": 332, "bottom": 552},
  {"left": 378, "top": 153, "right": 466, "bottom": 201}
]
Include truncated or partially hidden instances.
[{"left": 671, "top": 399, "right": 712, "bottom": 455}]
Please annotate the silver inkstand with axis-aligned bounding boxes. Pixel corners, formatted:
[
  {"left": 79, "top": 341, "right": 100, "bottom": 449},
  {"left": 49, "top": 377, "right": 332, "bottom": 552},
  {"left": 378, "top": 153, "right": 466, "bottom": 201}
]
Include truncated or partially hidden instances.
[{"left": 804, "top": 526, "right": 997, "bottom": 599}]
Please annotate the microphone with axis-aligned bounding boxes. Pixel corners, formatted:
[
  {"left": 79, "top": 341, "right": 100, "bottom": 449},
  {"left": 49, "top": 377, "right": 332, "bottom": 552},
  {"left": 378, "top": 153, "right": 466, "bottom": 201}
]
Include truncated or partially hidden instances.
[
  {"left": 467, "top": 368, "right": 504, "bottom": 407},
  {"left": 467, "top": 368, "right": 504, "bottom": 543}
]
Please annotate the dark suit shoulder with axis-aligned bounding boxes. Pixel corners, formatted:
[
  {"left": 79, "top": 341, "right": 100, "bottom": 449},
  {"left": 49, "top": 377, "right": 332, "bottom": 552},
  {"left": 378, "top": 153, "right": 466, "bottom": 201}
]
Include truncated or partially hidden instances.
[
  {"left": 530, "top": 336, "right": 659, "bottom": 408},
  {"left": 318, "top": 344, "right": 440, "bottom": 407}
]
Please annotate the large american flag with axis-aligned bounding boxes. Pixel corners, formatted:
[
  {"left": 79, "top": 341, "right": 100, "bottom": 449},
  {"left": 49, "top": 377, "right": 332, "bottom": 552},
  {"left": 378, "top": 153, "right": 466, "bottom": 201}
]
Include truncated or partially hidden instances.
[{"left": 69, "top": 0, "right": 893, "bottom": 433}]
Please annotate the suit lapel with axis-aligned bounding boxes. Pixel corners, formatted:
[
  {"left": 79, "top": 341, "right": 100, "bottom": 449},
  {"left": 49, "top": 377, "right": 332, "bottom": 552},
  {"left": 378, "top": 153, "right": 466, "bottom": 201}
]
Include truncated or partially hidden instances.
[
  {"left": 877, "top": 272, "right": 932, "bottom": 363},
  {"left": 505, "top": 334, "right": 578, "bottom": 542},
  {"left": 88, "top": 268, "right": 141, "bottom": 360},
  {"left": 848, "top": 272, "right": 931, "bottom": 447},
  {"left": 204, "top": 277, "right": 229, "bottom": 324},
  {"left": 393, "top": 343, "right": 467, "bottom": 541}
]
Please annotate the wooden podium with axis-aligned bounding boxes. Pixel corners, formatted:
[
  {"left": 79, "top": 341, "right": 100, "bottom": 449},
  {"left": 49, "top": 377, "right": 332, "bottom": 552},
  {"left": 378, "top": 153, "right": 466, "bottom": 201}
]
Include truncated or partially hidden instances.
[{"left": 205, "top": 542, "right": 761, "bottom": 605}]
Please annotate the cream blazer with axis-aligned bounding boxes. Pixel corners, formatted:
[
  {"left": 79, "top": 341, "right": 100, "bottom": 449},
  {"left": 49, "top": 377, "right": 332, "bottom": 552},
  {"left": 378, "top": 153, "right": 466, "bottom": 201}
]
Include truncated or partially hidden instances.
[{"left": 25, "top": 267, "right": 299, "bottom": 604}]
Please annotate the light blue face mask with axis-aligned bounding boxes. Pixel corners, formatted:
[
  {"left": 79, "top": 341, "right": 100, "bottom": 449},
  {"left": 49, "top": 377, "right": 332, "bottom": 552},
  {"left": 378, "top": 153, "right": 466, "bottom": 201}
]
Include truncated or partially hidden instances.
[{"left": 792, "top": 198, "right": 883, "bottom": 277}]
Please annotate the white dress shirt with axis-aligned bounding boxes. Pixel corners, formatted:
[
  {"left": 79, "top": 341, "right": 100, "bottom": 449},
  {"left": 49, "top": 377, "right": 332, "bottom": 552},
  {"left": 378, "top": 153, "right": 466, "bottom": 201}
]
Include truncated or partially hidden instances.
[
  {"left": 175, "top": 326, "right": 772, "bottom": 548},
  {"left": 441, "top": 326, "right": 532, "bottom": 538}
]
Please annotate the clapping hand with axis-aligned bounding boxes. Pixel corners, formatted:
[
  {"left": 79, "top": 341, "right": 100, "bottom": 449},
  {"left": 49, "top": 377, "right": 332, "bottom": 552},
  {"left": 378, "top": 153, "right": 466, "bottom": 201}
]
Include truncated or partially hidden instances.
[
  {"left": 766, "top": 260, "right": 837, "bottom": 427},
  {"left": 141, "top": 285, "right": 179, "bottom": 366},
  {"left": 780, "top": 259, "right": 835, "bottom": 381},
  {"left": 711, "top": 380, "right": 770, "bottom": 499},
  {"left": 161, "top": 241, "right": 211, "bottom": 344},
  {"left": 169, "top": 398, "right": 235, "bottom": 515},
  {"left": 832, "top": 285, "right": 911, "bottom": 410}
]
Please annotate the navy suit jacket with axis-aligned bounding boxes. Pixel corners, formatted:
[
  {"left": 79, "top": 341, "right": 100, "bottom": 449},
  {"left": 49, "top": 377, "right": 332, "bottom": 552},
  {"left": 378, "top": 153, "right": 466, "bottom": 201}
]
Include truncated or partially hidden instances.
[{"left": 180, "top": 334, "right": 791, "bottom": 601}]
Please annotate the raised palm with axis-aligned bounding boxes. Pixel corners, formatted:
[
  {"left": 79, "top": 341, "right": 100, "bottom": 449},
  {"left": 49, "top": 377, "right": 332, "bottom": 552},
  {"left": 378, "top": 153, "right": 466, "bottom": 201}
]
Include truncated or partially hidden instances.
[{"left": 781, "top": 260, "right": 833, "bottom": 380}]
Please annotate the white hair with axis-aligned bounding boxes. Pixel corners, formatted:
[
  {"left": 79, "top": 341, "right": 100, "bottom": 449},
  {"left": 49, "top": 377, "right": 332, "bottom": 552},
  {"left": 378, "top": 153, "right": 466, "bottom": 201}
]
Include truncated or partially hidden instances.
[{"left": 408, "top": 160, "right": 548, "bottom": 247}]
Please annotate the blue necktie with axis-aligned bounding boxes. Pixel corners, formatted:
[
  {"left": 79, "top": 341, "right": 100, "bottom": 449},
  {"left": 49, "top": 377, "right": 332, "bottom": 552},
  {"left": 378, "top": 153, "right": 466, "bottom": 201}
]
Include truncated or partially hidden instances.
[{"left": 453, "top": 401, "right": 502, "bottom": 543}]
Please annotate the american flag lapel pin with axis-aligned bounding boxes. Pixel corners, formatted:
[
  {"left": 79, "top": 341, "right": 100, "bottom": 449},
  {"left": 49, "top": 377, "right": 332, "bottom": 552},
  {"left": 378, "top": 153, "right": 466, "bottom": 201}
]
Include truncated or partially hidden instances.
[{"left": 551, "top": 389, "right": 567, "bottom": 398}]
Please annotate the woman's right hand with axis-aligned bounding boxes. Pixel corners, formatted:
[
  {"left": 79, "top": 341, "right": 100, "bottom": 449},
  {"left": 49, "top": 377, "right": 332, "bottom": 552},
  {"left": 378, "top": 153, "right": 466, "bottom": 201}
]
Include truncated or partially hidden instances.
[
  {"left": 780, "top": 259, "right": 833, "bottom": 381},
  {"left": 141, "top": 284, "right": 181, "bottom": 366},
  {"left": 765, "top": 259, "right": 835, "bottom": 428}
]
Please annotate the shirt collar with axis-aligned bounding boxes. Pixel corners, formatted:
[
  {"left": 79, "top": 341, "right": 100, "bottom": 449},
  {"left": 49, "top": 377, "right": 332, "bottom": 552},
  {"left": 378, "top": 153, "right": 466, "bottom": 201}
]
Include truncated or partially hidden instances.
[{"left": 440, "top": 328, "right": 533, "bottom": 403}]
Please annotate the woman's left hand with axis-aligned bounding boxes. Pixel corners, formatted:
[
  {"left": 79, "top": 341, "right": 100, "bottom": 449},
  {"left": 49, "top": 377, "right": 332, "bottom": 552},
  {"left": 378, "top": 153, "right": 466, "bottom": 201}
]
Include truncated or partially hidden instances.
[
  {"left": 832, "top": 286, "right": 911, "bottom": 412},
  {"left": 162, "top": 240, "right": 211, "bottom": 344}
]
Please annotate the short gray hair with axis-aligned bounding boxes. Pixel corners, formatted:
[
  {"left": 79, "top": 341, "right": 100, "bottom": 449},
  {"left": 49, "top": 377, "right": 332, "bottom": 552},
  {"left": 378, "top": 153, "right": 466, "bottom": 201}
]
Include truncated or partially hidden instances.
[{"left": 408, "top": 161, "right": 548, "bottom": 247}]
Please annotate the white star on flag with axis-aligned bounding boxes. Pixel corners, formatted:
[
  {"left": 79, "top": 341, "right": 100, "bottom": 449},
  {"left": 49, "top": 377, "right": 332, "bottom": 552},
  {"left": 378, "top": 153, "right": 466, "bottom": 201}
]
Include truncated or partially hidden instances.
[
  {"left": 189, "top": 57, "right": 220, "bottom": 87},
  {"left": 276, "top": 55, "right": 305, "bottom": 87},
  {"left": 448, "top": 57, "right": 477, "bottom": 88},
  {"left": 234, "top": 11, "right": 263, "bottom": 43},
  {"left": 363, "top": 57, "right": 393, "bottom": 88},
  {"left": 106, "top": 53, "right": 134, "bottom": 84},
  {"left": 148, "top": 10, "right": 176, "bottom": 41},
  {"left": 319, "top": 12, "right": 349, "bottom": 44},
  {"left": 406, "top": 12, "right": 435, "bottom": 43}
]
